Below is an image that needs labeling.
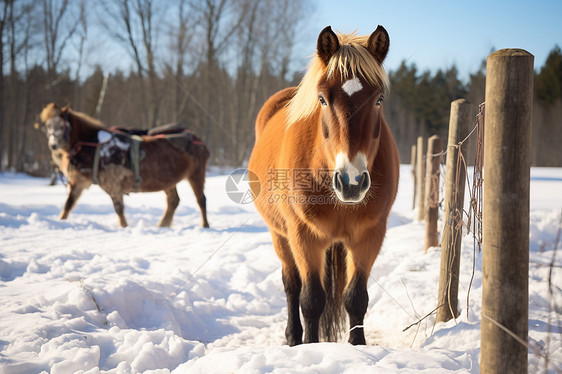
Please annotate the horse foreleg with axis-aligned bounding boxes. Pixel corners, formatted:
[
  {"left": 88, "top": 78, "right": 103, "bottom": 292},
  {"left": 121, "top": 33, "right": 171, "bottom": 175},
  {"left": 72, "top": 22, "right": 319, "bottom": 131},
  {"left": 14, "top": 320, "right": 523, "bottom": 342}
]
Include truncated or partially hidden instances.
[
  {"left": 289, "top": 228, "right": 329, "bottom": 344},
  {"left": 343, "top": 271, "right": 369, "bottom": 345},
  {"left": 272, "top": 233, "right": 303, "bottom": 346},
  {"left": 159, "top": 187, "right": 180, "bottom": 227},
  {"left": 300, "top": 272, "right": 325, "bottom": 343},
  {"left": 60, "top": 183, "right": 85, "bottom": 220},
  {"left": 344, "top": 232, "right": 384, "bottom": 345},
  {"left": 110, "top": 195, "right": 128, "bottom": 228},
  {"left": 187, "top": 172, "right": 209, "bottom": 228}
]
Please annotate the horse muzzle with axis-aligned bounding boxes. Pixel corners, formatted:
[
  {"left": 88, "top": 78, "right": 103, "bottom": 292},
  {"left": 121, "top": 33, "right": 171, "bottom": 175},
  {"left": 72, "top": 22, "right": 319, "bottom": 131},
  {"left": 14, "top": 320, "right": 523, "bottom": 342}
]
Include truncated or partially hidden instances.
[
  {"left": 332, "top": 152, "right": 371, "bottom": 204},
  {"left": 48, "top": 136, "right": 59, "bottom": 151}
]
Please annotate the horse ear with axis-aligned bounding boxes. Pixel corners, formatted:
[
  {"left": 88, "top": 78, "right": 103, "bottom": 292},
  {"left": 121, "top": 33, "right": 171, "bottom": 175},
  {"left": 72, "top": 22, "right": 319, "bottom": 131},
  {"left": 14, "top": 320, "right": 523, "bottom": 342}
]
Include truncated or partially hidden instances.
[
  {"left": 317, "top": 26, "right": 340, "bottom": 65},
  {"left": 50, "top": 103, "right": 62, "bottom": 116},
  {"left": 367, "top": 25, "right": 389, "bottom": 64}
]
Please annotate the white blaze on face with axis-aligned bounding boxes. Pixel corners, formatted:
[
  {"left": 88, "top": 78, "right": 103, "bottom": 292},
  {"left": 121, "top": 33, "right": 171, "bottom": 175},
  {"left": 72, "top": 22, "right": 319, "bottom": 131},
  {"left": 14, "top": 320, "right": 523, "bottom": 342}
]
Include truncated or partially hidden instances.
[
  {"left": 342, "top": 77, "right": 363, "bottom": 97},
  {"left": 333, "top": 151, "right": 370, "bottom": 203},
  {"left": 335, "top": 152, "right": 368, "bottom": 186},
  {"left": 46, "top": 117, "right": 69, "bottom": 149}
]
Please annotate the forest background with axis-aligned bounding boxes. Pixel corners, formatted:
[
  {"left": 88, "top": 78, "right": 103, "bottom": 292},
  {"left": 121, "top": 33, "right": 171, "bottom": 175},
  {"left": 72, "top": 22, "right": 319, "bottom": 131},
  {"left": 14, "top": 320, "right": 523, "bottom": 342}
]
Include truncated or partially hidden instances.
[{"left": 1, "top": 0, "right": 561, "bottom": 176}]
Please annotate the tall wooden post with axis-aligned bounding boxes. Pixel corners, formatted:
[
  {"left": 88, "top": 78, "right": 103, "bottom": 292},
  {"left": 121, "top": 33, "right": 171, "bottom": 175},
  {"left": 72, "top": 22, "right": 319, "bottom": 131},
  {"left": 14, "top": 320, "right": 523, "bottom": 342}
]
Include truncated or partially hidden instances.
[
  {"left": 424, "top": 135, "right": 442, "bottom": 252},
  {"left": 436, "top": 99, "right": 473, "bottom": 323},
  {"left": 481, "top": 49, "right": 533, "bottom": 374},
  {"left": 416, "top": 136, "right": 425, "bottom": 221},
  {"left": 411, "top": 144, "right": 417, "bottom": 210}
]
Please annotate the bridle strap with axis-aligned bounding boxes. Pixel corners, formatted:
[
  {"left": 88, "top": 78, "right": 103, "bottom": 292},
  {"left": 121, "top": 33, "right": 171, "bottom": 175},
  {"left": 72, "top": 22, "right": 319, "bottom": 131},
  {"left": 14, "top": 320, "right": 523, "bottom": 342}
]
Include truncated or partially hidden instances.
[{"left": 62, "top": 112, "right": 71, "bottom": 143}]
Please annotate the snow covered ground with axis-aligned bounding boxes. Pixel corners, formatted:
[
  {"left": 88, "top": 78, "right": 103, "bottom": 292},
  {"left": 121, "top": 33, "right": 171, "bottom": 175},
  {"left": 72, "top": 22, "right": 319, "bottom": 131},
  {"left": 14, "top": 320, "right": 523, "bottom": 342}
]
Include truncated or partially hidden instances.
[{"left": 0, "top": 165, "right": 560, "bottom": 373}]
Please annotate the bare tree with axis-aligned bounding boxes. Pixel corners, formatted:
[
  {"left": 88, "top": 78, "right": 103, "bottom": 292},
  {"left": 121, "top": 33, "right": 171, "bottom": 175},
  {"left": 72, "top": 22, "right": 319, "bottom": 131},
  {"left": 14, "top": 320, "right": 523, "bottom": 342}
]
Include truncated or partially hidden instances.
[
  {"left": 2, "top": 0, "right": 37, "bottom": 170},
  {"left": 1, "top": 0, "right": 48, "bottom": 172},
  {"left": 227, "top": 0, "right": 310, "bottom": 164},
  {"left": 73, "top": 0, "right": 87, "bottom": 106},
  {"left": 229, "top": 0, "right": 260, "bottom": 163},
  {"left": 42, "top": 0, "right": 80, "bottom": 77},
  {"left": 98, "top": 0, "right": 164, "bottom": 128},
  {"left": 167, "top": 0, "right": 198, "bottom": 122},
  {"left": 0, "top": 0, "right": 10, "bottom": 169},
  {"left": 192, "top": 0, "right": 247, "bottom": 159}
]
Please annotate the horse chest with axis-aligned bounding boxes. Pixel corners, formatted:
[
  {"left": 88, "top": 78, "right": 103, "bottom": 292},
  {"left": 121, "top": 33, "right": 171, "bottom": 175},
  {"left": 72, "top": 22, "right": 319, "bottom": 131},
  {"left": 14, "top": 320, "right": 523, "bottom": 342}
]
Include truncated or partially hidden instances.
[{"left": 288, "top": 200, "right": 377, "bottom": 241}]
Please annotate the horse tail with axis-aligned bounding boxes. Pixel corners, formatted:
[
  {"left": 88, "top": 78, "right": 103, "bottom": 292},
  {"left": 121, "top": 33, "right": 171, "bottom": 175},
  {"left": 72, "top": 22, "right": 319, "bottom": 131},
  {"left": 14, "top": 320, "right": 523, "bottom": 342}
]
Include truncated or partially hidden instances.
[{"left": 320, "top": 242, "right": 347, "bottom": 341}]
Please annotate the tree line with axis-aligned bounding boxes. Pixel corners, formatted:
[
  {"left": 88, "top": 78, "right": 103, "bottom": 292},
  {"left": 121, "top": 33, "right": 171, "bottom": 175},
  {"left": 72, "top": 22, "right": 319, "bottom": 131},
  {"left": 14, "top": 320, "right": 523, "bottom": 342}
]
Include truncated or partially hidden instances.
[
  {"left": 386, "top": 46, "right": 562, "bottom": 166},
  {"left": 1, "top": 0, "right": 561, "bottom": 177}
]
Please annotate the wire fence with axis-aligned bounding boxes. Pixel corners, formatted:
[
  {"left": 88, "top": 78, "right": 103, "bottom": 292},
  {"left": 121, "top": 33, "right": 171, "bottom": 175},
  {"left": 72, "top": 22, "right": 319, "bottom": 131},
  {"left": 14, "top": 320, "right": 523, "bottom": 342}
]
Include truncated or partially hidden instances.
[{"left": 413, "top": 100, "right": 561, "bottom": 374}]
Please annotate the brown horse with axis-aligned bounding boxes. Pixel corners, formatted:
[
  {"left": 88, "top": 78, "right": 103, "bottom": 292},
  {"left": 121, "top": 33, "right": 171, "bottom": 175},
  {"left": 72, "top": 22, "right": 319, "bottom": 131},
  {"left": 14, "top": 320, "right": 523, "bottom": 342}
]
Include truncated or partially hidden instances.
[
  {"left": 248, "top": 26, "right": 399, "bottom": 345},
  {"left": 38, "top": 103, "right": 210, "bottom": 228}
]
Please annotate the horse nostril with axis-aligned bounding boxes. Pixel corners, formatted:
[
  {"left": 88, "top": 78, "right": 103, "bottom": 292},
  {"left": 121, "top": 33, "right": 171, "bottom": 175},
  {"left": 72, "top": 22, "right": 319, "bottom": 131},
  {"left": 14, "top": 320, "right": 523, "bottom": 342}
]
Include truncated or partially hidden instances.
[
  {"left": 359, "top": 172, "right": 370, "bottom": 192},
  {"left": 334, "top": 171, "right": 344, "bottom": 192}
]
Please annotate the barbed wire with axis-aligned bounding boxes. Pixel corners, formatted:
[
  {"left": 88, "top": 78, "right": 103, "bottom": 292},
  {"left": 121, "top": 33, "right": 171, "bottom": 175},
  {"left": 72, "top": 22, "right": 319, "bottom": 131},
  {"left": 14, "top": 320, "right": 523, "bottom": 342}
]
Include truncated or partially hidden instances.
[{"left": 416, "top": 102, "right": 560, "bottom": 373}]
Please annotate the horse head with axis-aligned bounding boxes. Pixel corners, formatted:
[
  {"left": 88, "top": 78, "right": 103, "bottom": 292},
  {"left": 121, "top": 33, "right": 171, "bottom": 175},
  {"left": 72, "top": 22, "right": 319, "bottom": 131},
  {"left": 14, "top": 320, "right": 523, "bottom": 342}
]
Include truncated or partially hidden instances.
[
  {"left": 38, "top": 103, "right": 71, "bottom": 152},
  {"left": 311, "top": 26, "right": 390, "bottom": 204}
]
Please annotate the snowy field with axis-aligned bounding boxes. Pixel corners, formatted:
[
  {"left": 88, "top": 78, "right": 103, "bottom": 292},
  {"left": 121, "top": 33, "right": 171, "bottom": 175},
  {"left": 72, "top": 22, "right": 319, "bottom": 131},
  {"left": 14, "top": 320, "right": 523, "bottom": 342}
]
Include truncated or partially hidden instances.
[{"left": 0, "top": 165, "right": 560, "bottom": 373}]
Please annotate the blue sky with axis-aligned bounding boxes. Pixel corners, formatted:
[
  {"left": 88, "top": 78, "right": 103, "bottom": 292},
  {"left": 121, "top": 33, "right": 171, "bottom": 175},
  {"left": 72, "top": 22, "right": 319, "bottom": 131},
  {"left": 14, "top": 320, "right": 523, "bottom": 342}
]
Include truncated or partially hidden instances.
[
  {"left": 300, "top": 0, "right": 562, "bottom": 81},
  {"left": 84, "top": 0, "right": 561, "bottom": 83}
]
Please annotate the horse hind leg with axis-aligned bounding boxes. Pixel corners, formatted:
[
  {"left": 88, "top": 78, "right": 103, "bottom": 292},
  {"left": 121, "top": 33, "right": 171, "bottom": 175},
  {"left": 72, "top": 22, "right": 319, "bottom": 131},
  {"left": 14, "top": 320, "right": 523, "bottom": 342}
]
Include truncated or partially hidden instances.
[
  {"left": 110, "top": 194, "right": 128, "bottom": 228},
  {"left": 159, "top": 186, "right": 180, "bottom": 227},
  {"left": 187, "top": 169, "right": 209, "bottom": 228},
  {"left": 272, "top": 233, "right": 303, "bottom": 346}
]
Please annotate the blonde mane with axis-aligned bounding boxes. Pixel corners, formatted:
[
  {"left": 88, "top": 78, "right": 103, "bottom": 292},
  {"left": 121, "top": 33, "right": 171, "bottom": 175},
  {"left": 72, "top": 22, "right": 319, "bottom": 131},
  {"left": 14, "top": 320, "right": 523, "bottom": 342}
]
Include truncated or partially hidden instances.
[
  {"left": 39, "top": 103, "right": 60, "bottom": 123},
  {"left": 40, "top": 102, "right": 105, "bottom": 129},
  {"left": 287, "top": 31, "right": 390, "bottom": 126}
]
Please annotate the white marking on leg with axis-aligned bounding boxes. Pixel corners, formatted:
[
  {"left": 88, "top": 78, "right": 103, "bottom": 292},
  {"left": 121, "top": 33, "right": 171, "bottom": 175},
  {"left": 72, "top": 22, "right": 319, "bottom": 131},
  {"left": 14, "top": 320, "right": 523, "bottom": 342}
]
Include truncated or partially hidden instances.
[{"left": 342, "top": 77, "right": 363, "bottom": 97}]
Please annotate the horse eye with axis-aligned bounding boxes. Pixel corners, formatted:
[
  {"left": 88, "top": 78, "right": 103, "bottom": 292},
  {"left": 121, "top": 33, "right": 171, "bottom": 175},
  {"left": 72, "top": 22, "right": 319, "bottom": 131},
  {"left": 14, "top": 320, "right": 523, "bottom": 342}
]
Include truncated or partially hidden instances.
[
  {"left": 375, "top": 96, "right": 384, "bottom": 106},
  {"left": 318, "top": 95, "right": 327, "bottom": 106}
]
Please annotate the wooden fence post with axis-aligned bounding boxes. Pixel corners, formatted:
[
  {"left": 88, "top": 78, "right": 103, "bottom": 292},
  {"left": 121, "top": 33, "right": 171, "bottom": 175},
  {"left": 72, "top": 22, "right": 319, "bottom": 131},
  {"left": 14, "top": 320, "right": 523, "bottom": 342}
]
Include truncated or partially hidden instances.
[
  {"left": 424, "top": 135, "right": 442, "bottom": 252},
  {"left": 411, "top": 144, "right": 417, "bottom": 210},
  {"left": 416, "top": 136, "right": 425, "bottom": 221},
  {"left": 436, "top": 99, "right": 473, "bottom": 323},
  {"left": 481, "top": 49, "right": 533, "bottom": 374}
]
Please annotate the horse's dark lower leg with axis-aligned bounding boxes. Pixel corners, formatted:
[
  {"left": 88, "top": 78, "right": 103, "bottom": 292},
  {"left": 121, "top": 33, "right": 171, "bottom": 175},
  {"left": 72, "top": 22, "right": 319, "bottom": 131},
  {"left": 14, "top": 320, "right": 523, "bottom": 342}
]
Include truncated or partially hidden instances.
[
  {"left": 188, "top": 174, "right": 209, "bottom": 228},
  {"left": 61, "top": 184, "right": 84, "bottom": 220},
  {"left": 159, "top": 187, "right": 180, "bottom": 227},
  {"left": 343, "top": 272, "right": 368, "bottom": 345},
  {"left": 197, "top": 194, "right": 209, "bottom": 228},
  {"left": 300, "top": 273, "right": 326, "bottom": 343},
  {"left": 110, "top": 195, "right": 127, "bottom": 228},
  {"left": 282, "top": 266, "right": 303, "bottom": 346}
]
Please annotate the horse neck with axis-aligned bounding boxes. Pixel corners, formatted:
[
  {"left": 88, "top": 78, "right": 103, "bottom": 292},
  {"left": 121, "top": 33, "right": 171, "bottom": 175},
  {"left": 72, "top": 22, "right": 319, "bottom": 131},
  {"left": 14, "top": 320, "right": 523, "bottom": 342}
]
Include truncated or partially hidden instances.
[{"left": 68, "top": 115, "right": 101, "bottom": 146}]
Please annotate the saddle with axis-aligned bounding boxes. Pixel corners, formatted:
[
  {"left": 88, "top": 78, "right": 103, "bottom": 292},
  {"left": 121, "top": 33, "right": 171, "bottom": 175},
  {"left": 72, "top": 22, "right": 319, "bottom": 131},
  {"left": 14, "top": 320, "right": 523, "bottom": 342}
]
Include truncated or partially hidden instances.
[
  {"left": 89, "top": 124, "right": 205, "bottom": 191},
  {"left": 110, "top": 123, "right": 187, "bottom": 137}
]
